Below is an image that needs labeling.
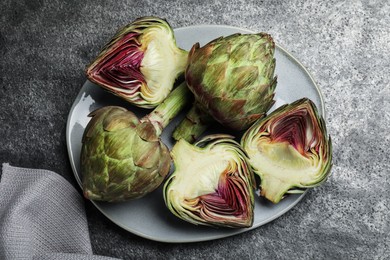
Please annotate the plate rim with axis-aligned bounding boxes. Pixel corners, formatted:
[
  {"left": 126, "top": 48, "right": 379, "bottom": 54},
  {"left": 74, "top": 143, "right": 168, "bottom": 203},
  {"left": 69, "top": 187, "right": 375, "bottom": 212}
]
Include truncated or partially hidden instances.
[{"left": 66, "top": 24, "right": 323, "bottom": 243}]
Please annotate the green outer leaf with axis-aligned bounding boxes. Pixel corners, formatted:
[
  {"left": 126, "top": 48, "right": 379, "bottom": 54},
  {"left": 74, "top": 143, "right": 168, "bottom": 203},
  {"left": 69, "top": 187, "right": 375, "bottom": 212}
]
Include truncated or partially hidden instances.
[
  {"left": 185, "top": 33, "right": 277, "bottom": 131},
  {"left": 173, "top": 32, "right": 277, "bottom": 143},
  {"left": 81, "top": 105, "right": 172, "bottom": 202}
]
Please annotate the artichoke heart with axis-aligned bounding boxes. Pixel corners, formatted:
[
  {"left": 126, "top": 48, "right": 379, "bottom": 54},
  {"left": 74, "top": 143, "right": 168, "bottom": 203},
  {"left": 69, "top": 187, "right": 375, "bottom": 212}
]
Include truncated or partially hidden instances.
[
  {"left": 241, "top": 98, "right": 332, "bottom": 204},
  {"left": 164, "top": 135, "right": 255, "bottom": 228},
  {"left": 86, "top": 16, "right": 188, "bottom": 108}
]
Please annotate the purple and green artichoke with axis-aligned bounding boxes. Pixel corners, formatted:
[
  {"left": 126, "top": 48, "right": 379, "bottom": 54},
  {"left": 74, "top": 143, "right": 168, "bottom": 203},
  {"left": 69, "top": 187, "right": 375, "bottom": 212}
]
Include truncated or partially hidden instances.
[
  {"left": 86, "top": 16, "right": 188, "bottom": 108},
  {"left": 164, "top": 135, "right": 255, "bottom": 228},
  {"left": 241, "top": 98, "right": 332, "bottom": 203}
]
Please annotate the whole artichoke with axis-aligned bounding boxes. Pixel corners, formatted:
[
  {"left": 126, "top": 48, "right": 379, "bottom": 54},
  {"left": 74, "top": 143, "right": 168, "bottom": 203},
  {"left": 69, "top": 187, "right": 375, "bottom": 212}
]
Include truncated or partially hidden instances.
[
  {"left": 81, "top": 82, "right": 191, "bottom": 202},
  {"left": 86, "top": 16, "right": 188, "bottom": 108},
  {"left": 173, "top": 33, "right": 277, "bottom": 143},
  {"left": 241, "top": 98, "right": 332, "bottom": 203},
  {"left": 164, "top": 135, "right": 255, "bottom": 228}
]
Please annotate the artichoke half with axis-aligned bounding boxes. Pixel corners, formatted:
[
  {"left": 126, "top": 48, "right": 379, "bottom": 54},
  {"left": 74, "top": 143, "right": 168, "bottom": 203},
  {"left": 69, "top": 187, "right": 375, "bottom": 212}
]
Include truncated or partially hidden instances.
[
  {"left": 173, "top": 33, "right": 277, "bottom": 143},
  {"left": 81, "top": 82, "right": 191, "bottom": 202},
  {"left": 86, "top": 16, "right": 188, "bottom": 108},
  {"left": 241, "top": 98, "right": 332, "bottom": 204},
  {"left": 164, "top": 135, "right": 255, "bottom": 228}
]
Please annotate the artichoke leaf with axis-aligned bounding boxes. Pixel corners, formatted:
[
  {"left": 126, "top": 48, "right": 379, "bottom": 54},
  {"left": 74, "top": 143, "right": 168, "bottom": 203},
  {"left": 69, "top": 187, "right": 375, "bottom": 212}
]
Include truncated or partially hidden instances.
[
  {"left": 81, "top": 82, "right": 191, "bottom": 202},
  {"left": 173, "top": 32, "right": 277, "bottom": 143}
]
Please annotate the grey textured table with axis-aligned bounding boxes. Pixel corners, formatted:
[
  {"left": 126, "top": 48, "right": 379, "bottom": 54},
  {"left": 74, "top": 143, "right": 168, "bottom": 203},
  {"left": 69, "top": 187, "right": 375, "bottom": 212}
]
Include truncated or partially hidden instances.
[{"left": 1, "top": 0, "right": 389, "bottom": 259}]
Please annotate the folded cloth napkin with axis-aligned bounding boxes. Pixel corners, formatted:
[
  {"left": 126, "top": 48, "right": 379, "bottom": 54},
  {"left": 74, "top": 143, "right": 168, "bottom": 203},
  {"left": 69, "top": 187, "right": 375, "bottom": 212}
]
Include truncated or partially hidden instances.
[{"left": 0, "top": 163, "right": 119, "bottom": 260}]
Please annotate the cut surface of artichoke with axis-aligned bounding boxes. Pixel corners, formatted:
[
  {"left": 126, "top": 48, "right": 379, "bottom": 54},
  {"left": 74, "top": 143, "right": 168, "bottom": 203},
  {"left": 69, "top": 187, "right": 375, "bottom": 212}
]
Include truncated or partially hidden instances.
[
  {"left": 241, "top": 98, "right": 332, "bottom": 204},
  {"left": 164, "top": 135, "right": 254, "bottom": 228},
  {"left": 245, "top": 138, "right": 324, "bottom": 202},
  {"left": 170, "top": 141, "right": 233, "bottom": 199},
  {"left": 86, "top": 16, "right": 188, "bottom": 108},
  {"left": 140, "top": 28, "right": 188, "bottom": 105}
]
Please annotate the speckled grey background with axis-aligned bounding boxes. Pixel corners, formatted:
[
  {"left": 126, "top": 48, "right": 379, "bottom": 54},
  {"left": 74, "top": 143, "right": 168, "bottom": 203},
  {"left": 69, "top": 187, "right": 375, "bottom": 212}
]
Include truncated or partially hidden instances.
[{"left": 1, "top": 0, "right": 389, "bottom": 259}]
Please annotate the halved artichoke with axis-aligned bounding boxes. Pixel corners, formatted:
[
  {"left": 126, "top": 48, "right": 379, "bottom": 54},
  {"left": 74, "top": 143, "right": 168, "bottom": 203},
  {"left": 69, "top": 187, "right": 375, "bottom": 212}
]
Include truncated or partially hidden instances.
[
  {"left": 86, "top": 16, "right": 188, "bottom": 108},
  {"left": 164, "top": 135, "right": 255, "bottom": 228},
  {"left": 241, "top": 98, "right": 332, "bottom": 204}
]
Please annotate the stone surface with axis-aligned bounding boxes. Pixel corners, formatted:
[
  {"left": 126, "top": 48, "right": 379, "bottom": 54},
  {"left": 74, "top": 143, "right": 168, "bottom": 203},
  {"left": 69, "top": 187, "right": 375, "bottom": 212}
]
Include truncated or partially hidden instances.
[{"left": 1, "top": 0, "right": 389, "bottom": 259}]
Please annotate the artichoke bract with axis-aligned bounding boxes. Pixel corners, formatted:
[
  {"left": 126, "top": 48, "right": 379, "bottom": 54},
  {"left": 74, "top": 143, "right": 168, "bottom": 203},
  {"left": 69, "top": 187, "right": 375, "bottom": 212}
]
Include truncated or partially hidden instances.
[
  {"left": 86, "top": 16, "right": 188, "bottom": 108},
  {"left": 164, "top": 135, "right": 255, "bottom": 228},
  {"left": 241, "top": 98, "right": 332, "bottom": 204},
  {"left": 81, "top": 82, "right": 191, "bottom": 202},
  {"left": 173, "top": 33, "right": 277, "bottom": 143}
]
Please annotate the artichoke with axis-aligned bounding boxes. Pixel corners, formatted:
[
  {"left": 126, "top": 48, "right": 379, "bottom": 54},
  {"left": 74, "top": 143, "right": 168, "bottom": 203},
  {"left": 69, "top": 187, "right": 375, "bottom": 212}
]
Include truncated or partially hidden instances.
[
  {"left": 164, "top": 135, "right": 255, "bottom": 228},
  {"left": 173, "top": 33, "right": 277, "bottom": 143},
  {"left": 86, "top": 16, "right": 188, "bottom": 108},
  {"left": 241, "top": 98, "right": 332, "bottom": 204},
  {"left": 81, "top": 82, "right": 191, "bottom": 202}
]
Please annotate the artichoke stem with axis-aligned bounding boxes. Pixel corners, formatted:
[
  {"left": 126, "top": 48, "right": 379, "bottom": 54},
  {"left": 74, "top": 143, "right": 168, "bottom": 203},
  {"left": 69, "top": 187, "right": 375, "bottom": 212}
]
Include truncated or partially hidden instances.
[
  {"left": 260, "top": 177, "right": 293, "bottom": 204},
  {"left": 141, "top": 81, "right": 192, "bottom": 137},
  {"left": 172, "top": 103, "right": 213, "bottom": 143}
]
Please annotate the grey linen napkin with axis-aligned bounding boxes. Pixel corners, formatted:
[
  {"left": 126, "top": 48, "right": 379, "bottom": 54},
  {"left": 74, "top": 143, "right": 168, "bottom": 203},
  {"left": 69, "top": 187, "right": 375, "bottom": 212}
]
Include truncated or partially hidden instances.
[{"left": 0, "top": 163, "right": 119, "bottom": 260}]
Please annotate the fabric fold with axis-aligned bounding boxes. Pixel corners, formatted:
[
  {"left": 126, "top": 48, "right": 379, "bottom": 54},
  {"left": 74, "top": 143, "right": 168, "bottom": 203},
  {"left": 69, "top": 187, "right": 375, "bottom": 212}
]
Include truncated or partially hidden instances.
[{"left": 0, "top": 163, "right": 118, "bottom": 260}]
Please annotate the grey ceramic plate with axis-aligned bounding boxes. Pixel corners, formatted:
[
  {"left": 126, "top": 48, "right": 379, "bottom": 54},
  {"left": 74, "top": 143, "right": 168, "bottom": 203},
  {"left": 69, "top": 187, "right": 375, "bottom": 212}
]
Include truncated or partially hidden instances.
[{"left": 66, "top": 25, "right": 325, "bottom": 243}]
